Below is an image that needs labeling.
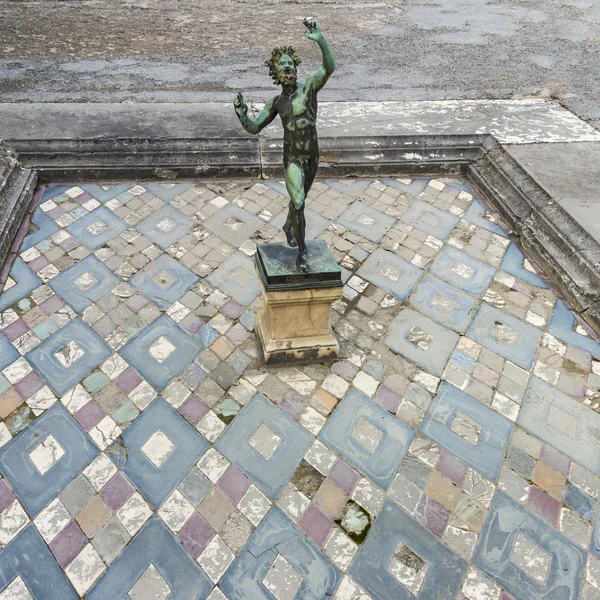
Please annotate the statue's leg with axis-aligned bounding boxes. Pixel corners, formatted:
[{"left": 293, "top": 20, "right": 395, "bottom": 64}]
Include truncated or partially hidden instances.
[
  {"left": 284, "top": 160, "right": 308, "bottom": 272},
  {"left": 282, "top": 200, "right": 297, "bottom": 247}
]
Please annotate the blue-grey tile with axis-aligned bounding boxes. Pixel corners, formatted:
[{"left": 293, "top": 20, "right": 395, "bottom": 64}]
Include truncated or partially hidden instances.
[
  {"left": 357, "top": 248, "right": 423, "bottom": 300},
  {"left": 0, "top": 331, "right": 19, "bottom": 371},
  {"left": 385, "top": 308, "right": 459, "bottom": 377},
  {"left": 324, "top": 179, "right": 373, "bottom": 196},
  {"left": 81, "top": 184, "right": 133, "bottom": 203},
  {"left": 318, "top": 389, "right": 414, "bottom": 490},
  {"left": 26, "top": 318, "right": 112, "bottom": 396},
  {"left": 0, "top": 403, "right": 99, "bottom": 517},
  {"left": 178, "top": 468, "right": 212, "bottom": 507},
  {"left": 401, "top": 199, "right": 459, "bottom": 240},
  {"left": 66, "top": 206, "right": 128, "bottom": 251},
  {"left": 0, "top": 526, "right": 78, "bottom": 599},
  {"left": 129, "top": 253, "right": 199, "bottom": 310},
  {"left": 143, "top": 182, "right": 195, "bottom": 201},
  {"left": 348, "top": 498, "right": 467, "bottom": 600},
  {"left": 204, "top": 204, "right": 265, "bottom": 247},
  {"left": 0, "top": 258, "right": 42, "bottom": 312},
  {"left": 119, "top": 314, "right": 202, "bottom": 392},
  {"left": 408, "top": 274, "right": 478, "bottom": 333},
  {"left": 21, "top": 209, "right": 60, "bottom": 252},
  {"left": 563, "top": 485, "right": 595, "bottom": 521},
  {"left": 220, "top": 507, "right": 341, "bottom": 599},
  {"left": 467, "top": 303, "right": 542, "bottom": 370},
  {"left": 135, "top": 204, "right": 194, "bottom": 249},
  {"left": 121, "top": 398, "right": 209, "bottom": 508},
  {"left": 41, "top": 184, "right": 72, "bottom": 201},
  {"left": 429, "top": 246, "right": 495, "bottom": 296},
  {"left": 207, "top": 252, "right": 261, "bottom": 306},
  {"left": 518, "top": 376, "right": 600, "bottom": 475},
  {"left": 473, "top": 491, "right": 585, "bottom": 600},
  {"left": 500, "top": 243, "right": 548, "bottom": 288},
  {"left": 420, "top": 383, "right": 513, "bottom": 482},
  {"left": 379, "top": 178, "right": 429, "bottom": 198},
  {"left": 49, "top": 255, "right": 121, "bottom": 313},
  {"left": 548, "top": 299, "right": 600, "bottom": 359},
  {"left": 215, "top": 393, "right": 313, "bottom": 500},
  {"left": 87, "top": 517, "right": 212, "bottom": 599},
  {"left": 463, "top": 198, "right": 507, "bottom": 237},
  {"left": 337, "top": 201, "right": 396, "bottom": 243}
]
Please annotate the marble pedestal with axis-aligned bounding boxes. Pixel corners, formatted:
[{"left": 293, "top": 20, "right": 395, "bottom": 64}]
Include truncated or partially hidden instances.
[{"left": 255, "top": 241, "right": 343, "bottom": 364}]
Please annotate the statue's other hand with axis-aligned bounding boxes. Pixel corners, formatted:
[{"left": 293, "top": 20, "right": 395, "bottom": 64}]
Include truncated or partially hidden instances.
[
  {"left": 303, "top": 17, "right": 323, "bottom": 41},
  {"left": 234, "top": 92, "right": 247, "bottom": 116}
]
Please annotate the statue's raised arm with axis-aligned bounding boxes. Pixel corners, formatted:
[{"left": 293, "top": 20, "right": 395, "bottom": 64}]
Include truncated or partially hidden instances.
[{"left": 303, "top": 18, "right": 335, "bottom": 94}]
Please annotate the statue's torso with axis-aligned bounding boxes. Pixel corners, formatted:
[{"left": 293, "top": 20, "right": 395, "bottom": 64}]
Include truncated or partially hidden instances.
[{"left": 276, "top": 83, "right": 318, "bottom": 160}]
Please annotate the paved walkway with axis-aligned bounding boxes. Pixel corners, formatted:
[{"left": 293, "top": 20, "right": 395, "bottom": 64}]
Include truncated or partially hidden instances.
[{"left": 0, "top": 177, "right": 599, "bottom": 599}]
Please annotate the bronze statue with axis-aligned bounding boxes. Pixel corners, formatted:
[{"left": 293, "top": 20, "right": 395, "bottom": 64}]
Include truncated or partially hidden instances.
[{"left": 234, "top": 18, "right": 335, "bottom": 272}]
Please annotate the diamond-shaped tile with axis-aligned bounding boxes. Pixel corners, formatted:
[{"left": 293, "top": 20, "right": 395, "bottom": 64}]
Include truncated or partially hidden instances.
[
  {"left": 357, "top": 248, "right": 422, "bottom": 300},
  {"left": 129, "top": 253, "right": 199, "bottom": 310},
  {"left": 135, "top": 205, "right": 194, "bottom": 249},
  {"left": 0, "top": 258, "right": 42, "bottom": 312},
  {"left": 220, "top": 507, "right": 340, "bottom": 599},
  {"left": 0, "top": 526, "right": 78, "bottom": 599},
  {"left": 207, "top": 252, "right": 261, "bottom": 306},
  {"left": 337, "top": 201, "right": 396, "bottom": 243},
  {"left": 66, "top": 207, "right": 128, "bottom": 251},
  {"left": 473, "top": 492, "right": 585, "bottom": 600},
  {"left": 318, "top": 389, "right": 414, "bottom": 490},
  {"left": 249, "top": 423, "right": 283, "bottom": 460},
  {"left": 348, "top": 498, "right": 466, "bottom": 600},
  {"left": 429, "top": 246, "right": 495, "bottom": 296},
  {"left": 215, "top": 393, "right": 312, "bottom": 500},
  {"left": 26, "top": 318, "right": 112, "bottom": 396},
  {"left": 119, "top": 315, "right": 202, "bottom": 391},
  {"left": 49, "top": 255, "right": 120, "bottom": 313},
  {"left": 500, "top": 243, "right": 548, "bottom": 289},
  {"left": 401, "top": 199, "right": 459, "bottom": 240},
  {"left": 86, "top": 518, "right": 212, "bottom": 599},
  {"left": 21, "top": 209, "right": 60, "bottom": 252},
  {"left": 121, "top": 398, "right": 209, "bottom": 508},
  {"left": 204, "top": 204, "right": 264, "bottom": 247},
  {"left": 0, "top": 403, "right": 99, "bottom": 517}
]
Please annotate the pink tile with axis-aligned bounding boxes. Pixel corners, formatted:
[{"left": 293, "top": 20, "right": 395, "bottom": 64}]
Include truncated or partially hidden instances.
[
  {"left": 14, "top": 370, "right": 45, "bottom": 400},
  {"left": 40, "top": 294, "right": 66, "bottom": 315},
  {"left": 49, "top": 520, "right": 87, "bottom": 568},
  {"left": 177, "top": 395, "right": 209, "bottom": 426},
  {"left": 527, "top": 485, "right": 560, "bottom": 528},
  {"left": 115, "top": 367, "right": 143, "bottom": 395},
  {"left": 298, "top": 504, "right": 333, "bottom": 548},
  {"left": 177, "top": 512, "right": 215, "bottom": 559},
  {"left": 540, "top": 445, "right": 570, "bottom": 478},
  {"left": 328, "top": 459, "right": 360, "bottom": 495},
  {"left": 2, "top": 319, "right": 29, "bottom": 342},
  {"left": 100, "top": 472, "right": 135, "bottom": 512},
  {"left": 416, "top": 495, "right": 448, "bottom": 538},
  {"left": 74, "top": 400, "right": 106, "bottom": 431},
  {"left": 435, "top": 450, "right": 468, "bottom": 487},
  {"left": 217, "top": 464, "right": 251, "bottom": 505},
  {"left": 0, "top": 480, "right": 16, "bottom": 513},
  {"left": 29, "top": 255, "right": 50, "bottom": 273}
]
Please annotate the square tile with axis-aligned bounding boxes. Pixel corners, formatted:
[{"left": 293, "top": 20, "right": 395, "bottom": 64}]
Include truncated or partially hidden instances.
[
  {"left": 271, "top": 208, "right": 329, "bottom": 241},
  {"left": 467, "top": 303, "right": 542, "bottom": 370},
  {"left": 401, "top": 199, "right": 459, "bottom": 240},
  {"left": 49, "top": 255, "right": 121, "bottom": 313},
  {"left": 473, "top": 491, "right": 585, "bottom": 600},
  {"left": 430, "top": 246, "right": 495, "bottom": 296},
  {"left": 66, "top": 207, "right": 128, "bottom": 251},
  {"left": 86, "top": 517, "right": 212, "bottom": 599},
  {"left": 215, "top": 393, "right": 313, "bottom": 500},
  {"left": 518, "top": 376, "right": 600, "bottom": 475},
  {"left": 129, "top": 253, "right": 199, "bottom": 310},
  {"left": 121, "top": 398, "right": 209, "bottom": 508},
  {"left": 500, "top": 244, "right": 548, "bottom": 289},
  {"left": 119, "top": 315, "right": 202, "bottom": 391},
  {"left": 0, "top": 403, "right": 99, "bottom": 517},
  {"left": 21, "top": 209, "right": 60, "bottom": 252},
  {"left": 337, "top": 201, "right": 396, "bottom": 243},
  {"left": 80, "top": 184, "right": 134, "bottom": 203},
  {"left": 135, "top": 205, "right": 194, "bottom": 249},
  {"left": 348, "top": 498, "right": 467, "bottom": 600},
  {"left": 420, "top": 382, "right": 513, "bottom": 482},
  {"left": 0, "top": 259, "right": 42, "bottom": 312},
  {"left": 219, "top": 507, "right": 341, "bottom": 599},
  {"left": 26, "top": 319, "right": 112, "bottom": 396},
  {"left": 548, "top": 300, "right": 600, "bottom": 359},
  {"left": 357, "top": 248, "right": 423, "bottom": 300},
  {"left": 207, "top": 252, "right": 261, "bottom": 306},
  {"left": 204, "top": 204, "right": 264, "bottom": 247},
  {"left": 408, "top": 274, "right": 478, "bottom": 334},
  {"left": 0, "top": 526, "right": 78, "bottom": 599},
  {"left": 318, "top": 389, "right": 414, "bottom": 490},
  {"left": 385, "top": 308, "right": 460, "bottom": 376}
]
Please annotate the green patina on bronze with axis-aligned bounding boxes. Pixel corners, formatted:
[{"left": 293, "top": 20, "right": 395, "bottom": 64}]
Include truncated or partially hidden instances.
[{"left": 234, "top": 18, "right": 335, "bottom": 272}]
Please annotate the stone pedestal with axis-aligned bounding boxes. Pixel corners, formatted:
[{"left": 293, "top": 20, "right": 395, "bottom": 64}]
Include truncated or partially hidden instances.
[{"left": 255, "top": 241, "right": 343, "bottom": 364}]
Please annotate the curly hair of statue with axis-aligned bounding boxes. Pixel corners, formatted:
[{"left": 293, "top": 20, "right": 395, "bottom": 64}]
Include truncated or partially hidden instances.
[{"left": 265, "top": 46, "right": 302, "bottom": 84}]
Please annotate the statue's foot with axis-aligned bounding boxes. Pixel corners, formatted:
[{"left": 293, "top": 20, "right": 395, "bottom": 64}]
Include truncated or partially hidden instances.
[
  {"left": 283, "top": 225, "right": 297, "bottom": 248},
  {"left": 296, "top": 251, "right": 308, "bottom": 272}
]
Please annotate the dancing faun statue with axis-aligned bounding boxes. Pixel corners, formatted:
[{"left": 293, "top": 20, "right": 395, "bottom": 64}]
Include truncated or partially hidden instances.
[{"left": 234, "top": 18, "right": 335, "bottom": 272}]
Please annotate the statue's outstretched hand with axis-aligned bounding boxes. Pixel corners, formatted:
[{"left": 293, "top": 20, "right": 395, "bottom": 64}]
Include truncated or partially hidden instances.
[
  {"left": 234, "top": 92, "right": 248, "bottom": 117},
  {"left": 303, "top": 18, "right": 323, "bottom": 42}
]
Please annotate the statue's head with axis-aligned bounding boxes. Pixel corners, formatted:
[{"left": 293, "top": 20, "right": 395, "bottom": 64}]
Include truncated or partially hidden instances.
[{"left": 265, "top": 46, "right": 301, "bottom": 86}]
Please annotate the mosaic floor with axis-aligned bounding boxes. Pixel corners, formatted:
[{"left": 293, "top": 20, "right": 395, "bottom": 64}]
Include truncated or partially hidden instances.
[{"left": 0, "top": 176, "right": 599, "bottom": 600}]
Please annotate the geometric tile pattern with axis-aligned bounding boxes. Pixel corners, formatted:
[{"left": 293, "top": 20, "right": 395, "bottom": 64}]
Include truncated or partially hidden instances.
[
  {"left": 337, "top": 201, "right": 396, "bottom": 243},
  {"left": 420, "top": 383, "right": 513, "bottom": 482},
  {"left": 66, "top": 207, "right": 128, "bottom": 251},
  {"left": 473, "top": 491, "right": 585, "bottom": 600},
  {"left": 500, "top": 243, "right": 548, "bottom": 289},
  {"left": 204, "top": 204, "right": 264, "bottom": 247},
  {"left": 2, "top": 177, "right": 600, "bottom": 599},
  {"left": 349, "top": 498, "right": 467, "bottom": 600}
]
